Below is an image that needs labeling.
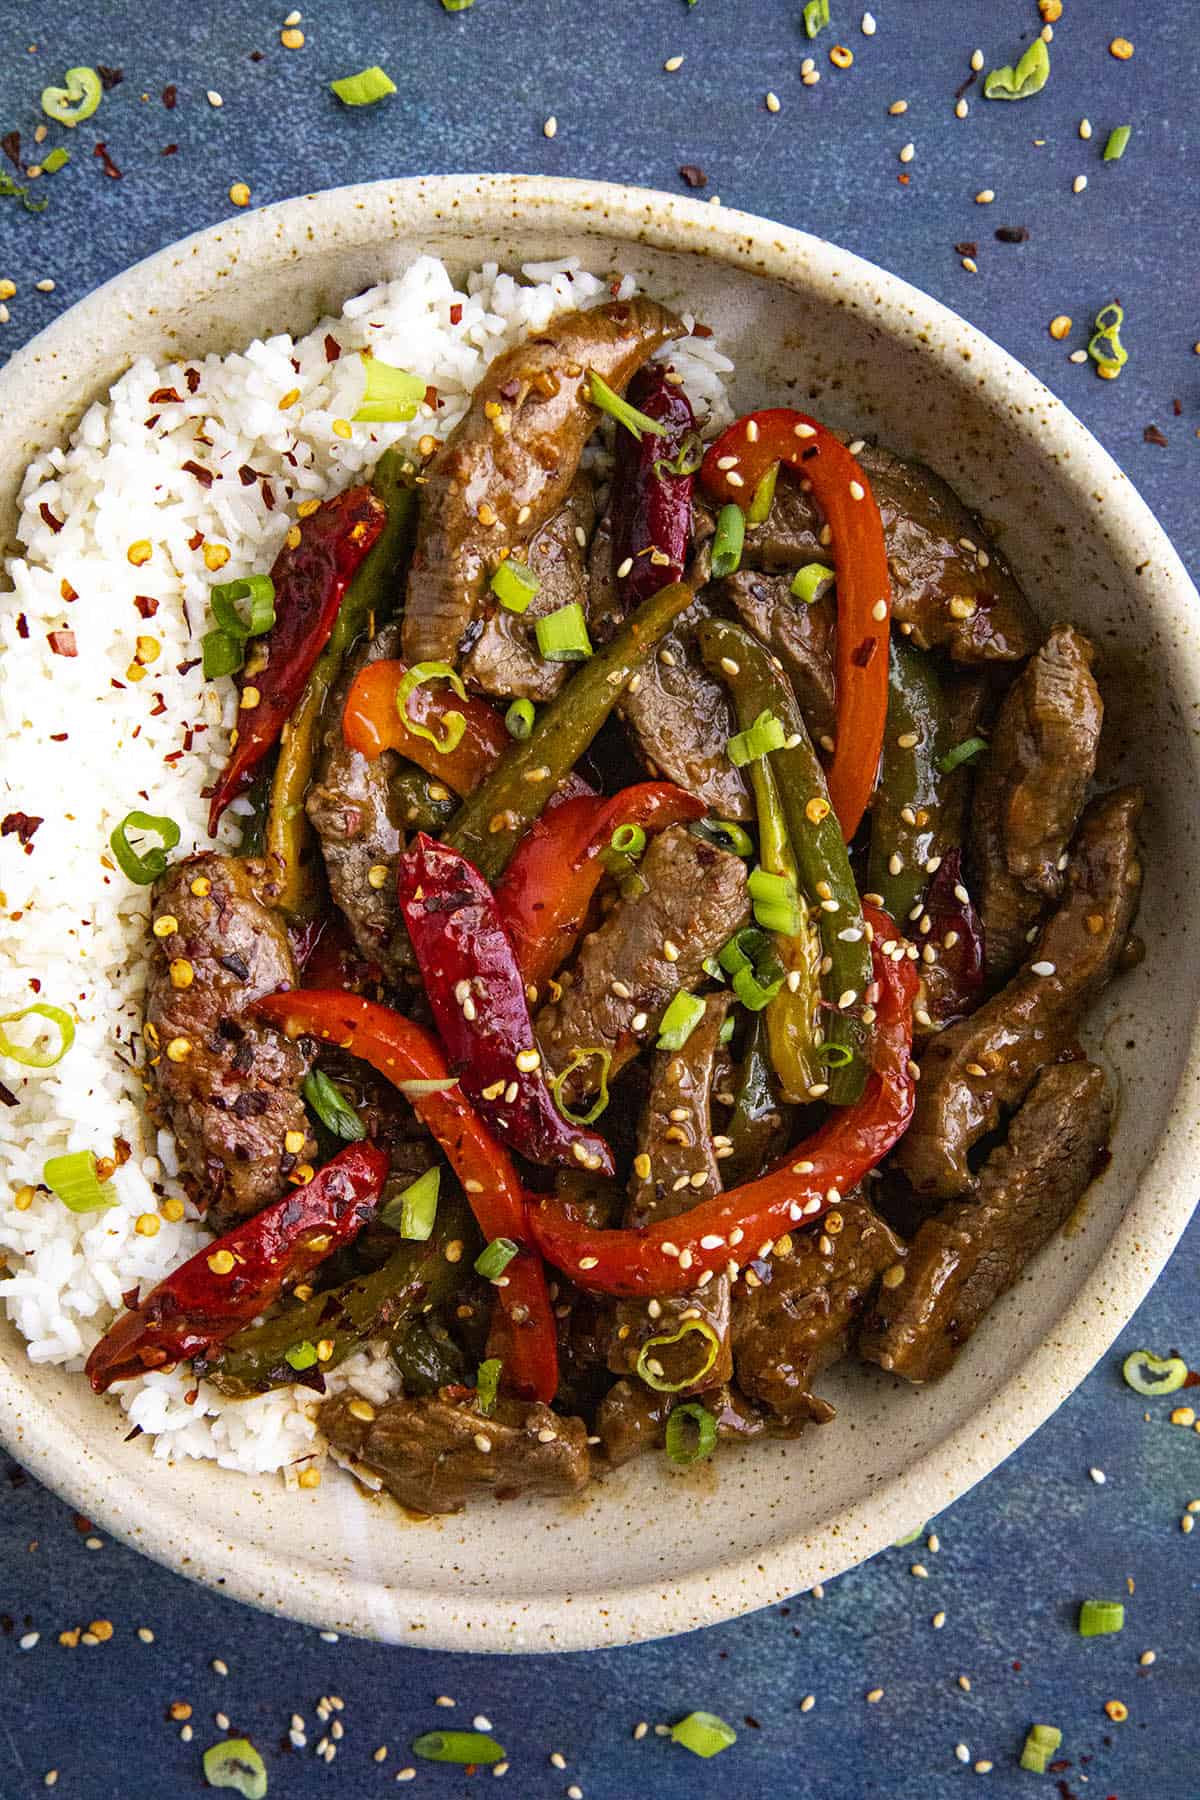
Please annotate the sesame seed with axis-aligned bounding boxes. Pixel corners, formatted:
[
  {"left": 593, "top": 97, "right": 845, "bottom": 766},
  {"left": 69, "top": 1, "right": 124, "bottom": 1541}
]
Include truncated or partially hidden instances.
[
  {"left": 664, "top": 55, "right": 684, "bottom": 71},
  {"left": 849, "top": 479, "right": 865, "bottom": 500},
  {"left": 866, "top": 1687, "right": 884, "bottom": 1703},
  {"left": 932, "top": 1611, "right": 946, "bottom": 1629},
  {"left": 961, "top": 257, "right": 978, "bottom": 275},
  {"left": 766, "top": 91, "right": 782, "bottom": 113},
  {"left": 207, "top": 90, "right": 223, "bottom": 107},
  {"left": 211, "top": 1658, "right": 229, "bottom": 1676},
  {"left": 1073, "top": 175, "right": 1088, "bottom": 194},
  {"left": 436, "top": 1695, "right": 456, "bottom": 1708},
  {"left": 1140, "top": 1649, "right": 1157, "bottom": 1665},
  {"left": 889, "top": 99, "right": 908, "bottom": 114},
  {"left": 958, "top": 1674, "right": 971, "bottom": 1691},
  {"left": 956, "top": 1744, "right": 971, "bottom": 1763},
  {"left": 974, "top": 1761, "right": 993, "bottom": 1774},
  {"left": 911, "top": 1563, "right": 929, "bottom": 1579},
  {"left": 861, "top": 11, "right": 876, "bottom": 34},
  {"left": 633, "top": 1722, "right": 649, "bottom": 1740},
  {"left": 975, "top": 189, "right": 995, "bottom": 205},
  {"left": 1030, "top": 961, "right": 1056, "bottom": 977},
  {"left": 550, "top": 1751, "right": 567, "bottom": 1769},
  {"left": 955, "top": 98, "right": 968, "bottom": 118},
  {"left": 543, "top": 116, "right": 558, "bottom": 139},
  {"left": 898, "top": 143, "right": 915, "bottom": 164},
  {"left": 1090, "top": 1466, "right": 1107, "bottom": 1484}
]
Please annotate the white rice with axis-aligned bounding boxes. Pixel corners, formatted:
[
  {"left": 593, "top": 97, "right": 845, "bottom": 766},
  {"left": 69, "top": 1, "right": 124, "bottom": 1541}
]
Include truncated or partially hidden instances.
[{"left": 0, "top": 256, "right": 734, "bottom": 1480}]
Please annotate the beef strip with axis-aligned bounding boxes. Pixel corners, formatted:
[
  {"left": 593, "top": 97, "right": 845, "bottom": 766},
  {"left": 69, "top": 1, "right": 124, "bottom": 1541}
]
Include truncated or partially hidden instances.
[
  {"left": 610, "top": 995, "right": 733, "bottom": 1392},
  {"left": 535, "top": 825, "right": 750, "bottom": 1094},
  {"left": 402, "top": 297, "right": 682, "bottom": 668},
  {"left": 732, "top": 1198, "right": 905, "bottom": 1422},
  {"left": 743, "top": 450, "right": 1038, "bottom": 665},
  {"left": 969, "top": 624, "right": 1103, "bottom": 981},
  {"left": 304, "top": 619, "right": 412, "bottom": 979},
  {"left": 861, "top": 1060, "right": 1112, "bottom": 1382},
  {"left": 897, "top": 787, "right": 1142, "bottom": 1198},
  {"left": 145, "top": 852, "right": 315, "bottom": 1229},
  {"left": 460, "top": 478, "right": 596, "bottom": 700},
  {"left": 616, "top": 594, "right": 752, "bottom": 817},
  {"left": 717, "top": 569, "right": 837, "bottom": 742},
  {"left": 597, "top": 1378, "right": 771, "bottom": 1467},
  {"left": 319, "top": 1389, "right": 591, "bottom": 1513}
]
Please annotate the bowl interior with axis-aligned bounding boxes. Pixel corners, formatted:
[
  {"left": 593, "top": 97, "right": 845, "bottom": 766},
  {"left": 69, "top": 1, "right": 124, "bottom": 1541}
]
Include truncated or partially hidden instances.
[{"left": 2, "top": 176, "right": 1197, "bottom": 1651}]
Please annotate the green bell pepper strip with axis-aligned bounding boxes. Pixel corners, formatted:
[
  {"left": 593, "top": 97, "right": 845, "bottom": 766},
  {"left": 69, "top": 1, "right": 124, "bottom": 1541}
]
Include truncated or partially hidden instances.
[
  {"left": 390, "top": 1315, "right": 469, "bottom": 1395},
  {"left": 389, "top": 762, "right": 458, "bottom": 834},
  {"left": 265, "top": 449, "right": 418, "bottom": 916},
  {"left": 722, "top": 1012, "right": 795, "bottom": 1187},
  {"left": 209, "top": 1188, "right": 474, "bottom": 1395},
  {"left": 699, "top": 617, "right": 870, "bottom": 1104},
  {"left": 443, "top": 579, "right": 697, "bottom": 881}
]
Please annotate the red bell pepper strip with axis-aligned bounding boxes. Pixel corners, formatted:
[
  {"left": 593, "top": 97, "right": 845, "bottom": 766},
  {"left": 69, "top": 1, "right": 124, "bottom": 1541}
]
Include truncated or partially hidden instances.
[
  {"left": 207, "top": 486, "right": 387, "bottom": 833},
  {"left": 254, "top": 990, "right": 558, "bottom": 1403},
  {"left": 340, "top": 657, "right": 512, "bottom": 795},
  {"left": 528, "top": 903, "right": 917, "bottom": 1297},
  {"left": 395, "top": 834, "right": 615, "bottom": 1175},
  {"left": 84, "top": 1142, "right": 388, "bottom": 1392},
  {"left": 700, "top": 409, "right": 892, "bottom": 843},
  {"left": 494, "top": 781, "right": 707, "bottom": 990},
  {"left": 611, "top": 365, "right": 699, "bottom": 608}
]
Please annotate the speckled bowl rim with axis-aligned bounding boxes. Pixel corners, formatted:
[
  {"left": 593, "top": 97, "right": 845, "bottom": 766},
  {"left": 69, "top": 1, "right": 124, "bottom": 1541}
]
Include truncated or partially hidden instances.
[{"left": 0, "top": 174, "right": 1197, "bottom": 1652}]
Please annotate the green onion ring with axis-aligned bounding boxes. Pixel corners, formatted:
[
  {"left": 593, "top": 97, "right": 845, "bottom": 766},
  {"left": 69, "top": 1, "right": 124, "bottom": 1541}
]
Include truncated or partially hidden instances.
[
  {"left": 550, "top": 1047, "right": 612, "bottom": 1126},
  {"left": 1121, "top": 1348, "right": 1188, "bottom": 1396},
  {"left": 586, "top": 370, "right": 667, "bottom": 441},
  {"left": 395, "top": 662, "right": 468, "bottom": 756},
  {"left": 635, "top": 1318, "right": 721, "bottom": 1393},
  {"left": 109, "top": 810, "right": 181, "bottom": 885},
  {"left": 664, "top": 1400, "right": 718, "bottom": 1466},
  {"left": 0, "top": 1003, "right": 76, "bottom": 1069},
  {"left": 475, "top": 1356, "right": 502, "bottom": 1414}
]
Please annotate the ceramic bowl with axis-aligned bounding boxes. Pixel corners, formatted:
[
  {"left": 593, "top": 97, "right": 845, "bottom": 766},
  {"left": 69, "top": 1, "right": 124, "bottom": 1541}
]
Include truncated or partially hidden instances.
[{"left": 1, "top": 175, "right": 1197, "bottom": 1652}]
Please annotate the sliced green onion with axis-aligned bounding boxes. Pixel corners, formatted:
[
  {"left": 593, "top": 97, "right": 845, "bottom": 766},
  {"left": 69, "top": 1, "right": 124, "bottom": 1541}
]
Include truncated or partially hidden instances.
[
  {"left": 1078, "top": 1599, "right": 1125, "bottom": 1638},
  {"left": 802, "top": 0, "right": 830, "bottom": 38},
  {"left": 475, "top": 1236, "right": 519, "bottom": 1280},
  {"left": 718, "top": 1013, "right": 736, "bottom": 1043},
  {"left": 302, "top": 1070, "right": 366, "bottom": 1141},
  {"left": 586, "top": 370, "right": 668, "bottom": 441},
  {"left": 657, "top": 990, "right": 707, "bottom": 1051},
  {"left": 550, "top": 1047, "right": 612, "bottom": 1126},
  {"left": 1088, "top": 300, "right": 1128, "bottom": 377},
  {"left": 937, "top": 736, "right": 989, "bottom": 775},
  {"left": 353, "top": 354, "right": 426, "bottom": 424},
  {"left": 475, "top": 1356, "right": 502, "bottom": 1414},
  {"left": 413, "top": 1731, "right": 505, "bottom": 1764},
  {"left": 1103, "top": 125, "right": 1132, "bottom": 162},
  {"left": 379, "top": 1166, "right": 441, "bottom": 1239},
  {"left": 1020, "top": 1723, "right": 1063, "bottom": 1774},
  {"left": 893, "top": 1523, "right": 926, "bottom": 1547},
  {"left": 670, "top": 1711, "right": 737, "bottom": 1759},
  {"left": 0, "top": 1004, "right": 76, "bottom": 1069},
  {"left": 710, "top": 503, "right": 745, "bottom": 580},
  {"left": 732, "top": 962, "right": 784, "bottom": 1010},
  {"left": 42, "top": 1151, "right": 115, "bottom": 1214},
  {"left": 202, "top": 1738, "right": 268, "bottom": 1798},
  {"left": 41, "top": 147, "right": 70, "bottom": 174},
  {"left": 109, "top": 809, "right": 181, "bottom": 885},
  {"left": 611, "top": 823, "right": 647, "bottom": 857},
  {"left": 489, "top": 557, "right": 541, "bottom": 614},
  {"left": 748, "top": 866, "right": 803, "bottom": 936},
  {"left": 396, "top": 662, "right": 468, "bottom": 756},
  {"left": 202, "top": 629, "right": 245, "bottom": 680},
  {"left": 535, "top": 601, "right": 593, "bottom": 663},
  {"left": 817, "top": 1041, "right": 854, "bottom": 1068},
  {"left": 636, "top": 1319, "right": 721, "bottom": 1393},
  {"left": 284, "top": 1340, "right": 318, "bottom": 1372},
  {"left": 665, "top": 1401, "right": 718, "bottom": 1466},
  {"left": 790, "top": 562, "right": 834, "bottom": 605},
  {"left": 41, "top": 67, "right": 103, "bottom": 127},
  {"left": 690, "top": 818, "right": 755, "bottom": 857},
  {"left": 210, "top": 574, "right": 276, "bottom": 640},
  {"left": 983, "top": 37, "right": 1051, "bottom": 102},
  {"left": 1121, "top": 1349, "right": 1188, "bottom": 1396},
  {"left": 746, "top": 461, "right": 779, "bottom": 526},
  {"left": 330, "top": 65, "right": 397, "bottom": 106},
  {"left": 726, "top": 708, "right": 786, "bottom": 768},
  {"left": 0, "top": 173, "right": 48, "bottom": 214},
  {"left": 505, "top": 698, "right": 536, "bottom": 739},
  {"left": 654, "top": 431, "right": 704, "bottom": 480}
]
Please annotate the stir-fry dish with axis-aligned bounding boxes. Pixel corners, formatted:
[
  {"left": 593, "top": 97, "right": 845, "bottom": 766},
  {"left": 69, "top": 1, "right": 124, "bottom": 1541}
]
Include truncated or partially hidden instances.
[{"left": 83, "top": 296, "right": 1143, "bottom": 1515}]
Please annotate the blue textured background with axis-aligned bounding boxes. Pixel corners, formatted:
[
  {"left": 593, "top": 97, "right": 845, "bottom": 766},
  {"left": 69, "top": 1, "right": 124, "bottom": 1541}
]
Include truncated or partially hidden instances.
[{"left": 1, "top": 4, "right": 1198, "bottom": 1796}]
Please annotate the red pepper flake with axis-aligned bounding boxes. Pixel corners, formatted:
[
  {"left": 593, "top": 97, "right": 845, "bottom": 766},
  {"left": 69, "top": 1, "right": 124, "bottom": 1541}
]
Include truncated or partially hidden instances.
[
  {"left": 1143, "top": 424, "right": 1169, "bottom": 447},
  {"left": 39, "top": 503, "right": 64, "bottom": 535},
  {"left": 49, "top": 732, "right": 67, "bottom": 742},
  {"left": 1173, "top": 397, "right": 1183, "bottom": 417},
  {"left": 691, "top": 323, "right": 714, "bottom": 339},
  {"left": 898, "top": 173, "right": 911, "bottom": 185},
  {"left": 423, "top": 384, "right": 439, "bottom": 409},
  {"left": 0, "top": 1081, "right": 17, "bottom": 1109},
  {"left": 60, "top": 579, "right": 77, "bottom": 603},
  {"left": 162, "top": 144, "right": 178, "bottom": 157},
  {"left": 1, "top": 130, "right": 20, "bottom": 172},
  {"left": 134, "top": 595, "right": 159, "bottom": 618},
  {"left": 181, "top": 459, "right": 215, "bottom": 488},
  {"left": 93, "top": 143, "right": 123, "bottom": 180},
  {"left": 144, "top": 415, "right": 161, "bottom": 430},
  {"left": 16, "top": 614, "right": 28, "bottom": 640},
  {"left": 1182, "top": 1367, "right": 1200, "bottom": 1388},
  {"left": 850, "top": 635, "right": 878, "bottom": 668},
  {"left": 449, "top": 304, "right": 463, "bottom": 326},
  {"left": 148, "top": 387, "right": 182, "bottom": 405},
  {"left": 1, "top": 812, "right": 43, "bottom": 847},
  {"left": 149, "top": 692, "right": 167, "bottom": 717},
  {"left": 183, "top": 728, "right": 195, "bottom": 751},
  {"left": 162, "top": 84, "right": 178, "bottom": 110},
  {"left": 47, "top": 630, "right": 77, "bottom": 658},
  {"left": 323, "top": 333, "right": 342, "bottom": 363},
  {"left": 237, "top": 464, "right": 257, "bottom": 486},
  {"left": 163, "top": 750, "right": 184, "bottom": 765},
  {"left": 249, "top": 49, "right": 265, "bottom": 62},
  {"left": 188, "top": 529, "right": 204, "bottom": 551},
  {"left": 176, "top": 658, "right": 201, "bottom": 675},
  {"left": 261, "top": 482, "right": 275, "bottom": 511},
  {"left": 679, "top": 164, "right": 708, "bottom": 189},
  {"left": 995, "top": 225, "right": 1030, "bottom": 244},
  {"left": 96, "top": 66, "right": 124, "bottom": 91},
  {"left": 954, "top": 241, "right": 978, "bottom": 257},
  {"left": 185, "top": 368, "right": 200, "bottom": 394}
]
